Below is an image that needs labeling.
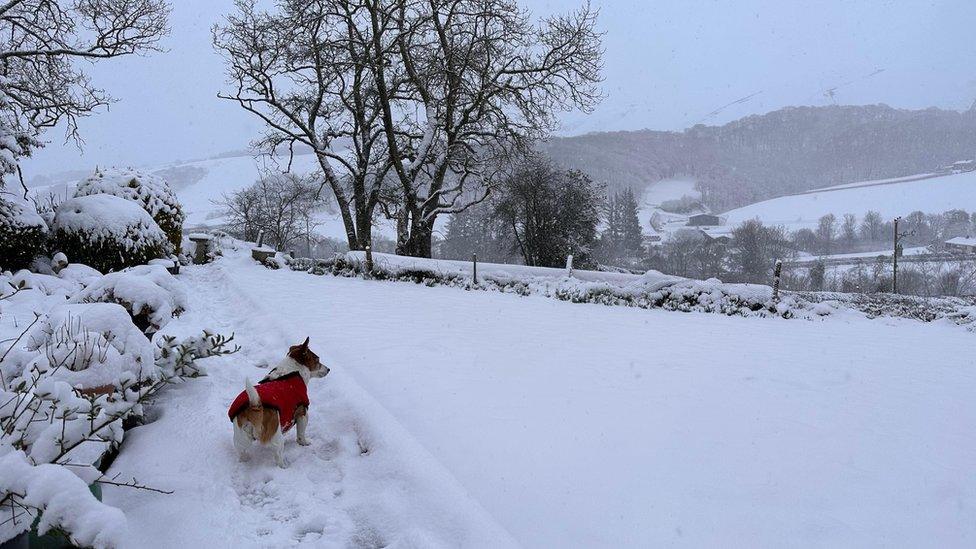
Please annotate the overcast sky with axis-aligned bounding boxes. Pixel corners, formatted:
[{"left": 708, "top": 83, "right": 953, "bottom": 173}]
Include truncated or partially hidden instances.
[{"left": 21, "top": 0, "right": 976, "bottom": 178}]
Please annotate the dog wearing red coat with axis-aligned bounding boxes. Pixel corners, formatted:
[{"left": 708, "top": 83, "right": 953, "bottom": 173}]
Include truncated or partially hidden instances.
[{"left": 228, "top": 338, "right": 329, "bottom": 467}]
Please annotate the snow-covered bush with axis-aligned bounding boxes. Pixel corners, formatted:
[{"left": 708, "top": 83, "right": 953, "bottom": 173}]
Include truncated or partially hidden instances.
[
  {"left": 0, "top": 302, "right": 238, "bottom": 545},
  {"left": 22, "top": 303, "right": 157, "bottom": 390},
  {"left": 51, "top": 194, "right": 169, "bottom": 273},
  {"left": 74, "top": 168, "right": 186, "bottom": 253},
  {"left": 57, "top": 263, "right": 104, "bottom": 288},
  {"left": 0, "top": 196, "right": 47, "bottom": 271},
  {"left": 69, "top": 265, "right": 188, "bottom": 334}
]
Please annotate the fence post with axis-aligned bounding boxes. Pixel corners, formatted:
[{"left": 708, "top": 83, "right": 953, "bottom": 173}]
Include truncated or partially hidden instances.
[
  {"left": 772, "top": 259, "right": 783, "bottom": 303},
  {"left": 365, "top": 245, "right": 373, "bottom": 274},
  {"left": 565, "top": 254, "right": 574, "bottom": 277},
  {"left": 472, "top": 253, "right": 478, "bottom": 284},
  {"left": 256, "top": 230, "right": 265, "bottom": 248}
]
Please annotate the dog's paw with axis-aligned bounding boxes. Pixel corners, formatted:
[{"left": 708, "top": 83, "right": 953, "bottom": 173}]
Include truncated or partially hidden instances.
[{"left": 297, "top": 437, "right": 311, "bottom": 446}]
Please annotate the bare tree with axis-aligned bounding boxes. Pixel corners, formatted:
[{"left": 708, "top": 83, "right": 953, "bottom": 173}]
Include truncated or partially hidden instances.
[
  {"left": 0, "top": 0, "right": 170, "bottom": 189},
  {"left": 217, "top": 173, "right": 326, "bottom": 253},
  {"left": 213, "top": 0, "right": 393, "bottom": 251},
  {"left": 367, "top": 0, "right": 603, "bottom": 257}
]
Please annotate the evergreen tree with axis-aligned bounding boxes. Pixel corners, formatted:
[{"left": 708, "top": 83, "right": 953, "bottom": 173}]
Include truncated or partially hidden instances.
[{"left": 618, "top": 188, "right": 644, "bottom": 256}]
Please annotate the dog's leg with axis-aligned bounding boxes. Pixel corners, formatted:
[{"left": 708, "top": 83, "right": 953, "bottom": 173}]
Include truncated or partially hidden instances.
[
  {"left": 233, "top": 422, "right": 252, "bottom": 462},
  {"left": 296, "top": 408, "right": 310, "bottom": 446},
  {"left": 271, "top": 429, "right": 288, "bottom": 468}
]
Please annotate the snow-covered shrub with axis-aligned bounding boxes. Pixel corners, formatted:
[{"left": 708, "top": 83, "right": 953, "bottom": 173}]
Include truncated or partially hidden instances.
[
  {"left": 0, "top": 307, "right": 238, "bottom": 545},
  {"left": 0, "top": 445, "right": 126, "bottom": 547},
  {"left": 51, "top": 194, "right": 169, "bottom": 273},
  {"left": 74, "top": 168, "right": 186, "bottom": 253},
  {"left": 22, "top": 303, "right": 157, "bottom": 390},
  {"left": 69, "top": 265, "right": 188, "bottom": 334},
  {"left": 57, "top": 263, "right": 104, "bottom": 288},
  {"left": 0, "top": 196, "right": 47, "bottom": 271}
]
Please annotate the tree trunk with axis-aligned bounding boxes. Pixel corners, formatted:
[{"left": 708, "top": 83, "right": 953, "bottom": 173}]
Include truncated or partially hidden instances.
[{"left": 398, "top": 218, "right": 434, "bottom": 257}]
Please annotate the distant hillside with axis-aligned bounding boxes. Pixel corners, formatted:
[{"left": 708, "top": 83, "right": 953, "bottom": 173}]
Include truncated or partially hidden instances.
[{"left": 542, "top": 104, "right": 976, "bottom": 211}]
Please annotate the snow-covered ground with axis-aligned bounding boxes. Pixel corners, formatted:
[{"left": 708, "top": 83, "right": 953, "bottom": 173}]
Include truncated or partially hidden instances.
[
  {"left": 105, "top": 249, "right": 975, "bottom": 547},
  {"left": 637, "top": 177, "right": 698, "bottom": 234},
  {"left": 100, "top": 262, "right": 515, "bottom": 548},
  {"left": 795, "top": 246, "right": 931, "bottom": 262},
  {"left": 723, "top": 170, "right": 976, "bottom": 232}
]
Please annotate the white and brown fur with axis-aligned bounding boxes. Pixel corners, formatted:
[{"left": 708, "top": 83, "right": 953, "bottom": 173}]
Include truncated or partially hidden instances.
[{"left": 231, "top": 338, "right": 329, "bottom": 467}]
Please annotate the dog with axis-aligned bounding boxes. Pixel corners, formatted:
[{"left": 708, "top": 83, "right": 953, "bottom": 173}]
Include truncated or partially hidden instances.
[{"left": 228, "top": 337, "right": 329, "bottom": 467}]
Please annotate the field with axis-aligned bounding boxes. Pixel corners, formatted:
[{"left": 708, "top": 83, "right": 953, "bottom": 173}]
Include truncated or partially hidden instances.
[{"left": 723, "top": 170, "right": 976, "bottom": 232}]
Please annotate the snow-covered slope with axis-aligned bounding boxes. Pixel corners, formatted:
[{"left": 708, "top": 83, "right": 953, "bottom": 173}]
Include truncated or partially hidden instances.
[
  {"left": 723, "top": 170, "right": 976, "bottom": 231},
  {"left": 152, "top": 249, "right": 976, "bottom": 548}
]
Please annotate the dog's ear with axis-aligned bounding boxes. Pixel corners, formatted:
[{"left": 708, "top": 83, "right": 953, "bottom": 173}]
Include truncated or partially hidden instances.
[{"left": 302, "top": 337, "right": 310, "bottom": 348}]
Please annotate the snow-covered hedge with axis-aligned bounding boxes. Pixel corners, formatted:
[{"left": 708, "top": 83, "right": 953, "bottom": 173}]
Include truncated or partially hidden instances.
[
  {"left": 0, "top": 196, "right": 47, "bottom": 271},
  {"left": 75, "top": 168, "right": 186, "bottom": 253},
  {"left": 280, "top": 251, "right": 976, "bottom": 327},
  {"left": 52, "top": 194, "right": 169, "bottom": 273},
  {"left": 69, "top": 265, "right": 188, "bottom": 334}
]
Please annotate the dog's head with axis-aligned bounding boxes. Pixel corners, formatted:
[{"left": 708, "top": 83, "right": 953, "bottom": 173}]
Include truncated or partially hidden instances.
[{"left": 288, "top": 337, "right": 330, "bottom": 378}]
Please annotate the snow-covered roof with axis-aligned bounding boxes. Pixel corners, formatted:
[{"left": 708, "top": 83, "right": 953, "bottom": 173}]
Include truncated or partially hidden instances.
[{"left": 946, "top": 236, "right": 976, "bottom": 247}]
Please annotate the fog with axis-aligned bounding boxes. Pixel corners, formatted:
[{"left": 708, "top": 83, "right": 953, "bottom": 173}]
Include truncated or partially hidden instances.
[{"left": 20, "top": 0, "right": 976, "bottom": 177}]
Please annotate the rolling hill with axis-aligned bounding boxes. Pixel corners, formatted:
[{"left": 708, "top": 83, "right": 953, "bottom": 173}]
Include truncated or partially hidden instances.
[{"left": 722, "top": 170, "right": 976, "bottom": 232}]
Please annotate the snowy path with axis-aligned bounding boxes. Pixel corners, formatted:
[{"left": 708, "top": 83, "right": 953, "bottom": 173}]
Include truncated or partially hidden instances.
[
  {"left": 102, "top": 263, "right": 515, "bottom": 548},
  {"left": 219, "top": 257, "right": 976, "bottom": 547}
]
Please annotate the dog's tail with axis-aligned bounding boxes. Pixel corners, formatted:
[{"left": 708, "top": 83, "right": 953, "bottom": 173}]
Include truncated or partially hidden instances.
[{"left": 244, "top": 378, "right": 261, "bottom": 408}]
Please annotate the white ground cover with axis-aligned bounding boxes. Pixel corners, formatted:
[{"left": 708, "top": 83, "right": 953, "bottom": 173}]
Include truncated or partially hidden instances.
[
  {"left": 7, "top": 245, "right": 974, "bottom": 547},
  {"left": 133, "top": 250, "right": 974, "bottom": 547},
  {"left": 100, "top": 263, "right": 515, "bottom": 548},
  {"left": 723, "top": 169, "right": 976, "bottom": 232}
]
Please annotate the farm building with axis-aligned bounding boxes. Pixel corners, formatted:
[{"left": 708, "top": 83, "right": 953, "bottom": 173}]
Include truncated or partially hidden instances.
[
  {"left": 686, "top": 213, "right": 723, "bottom": 226},
  {"left": 945, "top": 236, "right": 976, "bottom": 253}
]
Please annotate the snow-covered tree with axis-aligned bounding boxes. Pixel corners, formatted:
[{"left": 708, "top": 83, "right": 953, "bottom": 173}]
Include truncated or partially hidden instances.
[{"left": 0, "top": 0, "right": 170, "bottom": 189}]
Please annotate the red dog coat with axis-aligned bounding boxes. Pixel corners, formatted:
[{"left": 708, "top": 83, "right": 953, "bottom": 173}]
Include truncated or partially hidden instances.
[{"left": 228, "top": 372, "right": 310, "bottom": 432}]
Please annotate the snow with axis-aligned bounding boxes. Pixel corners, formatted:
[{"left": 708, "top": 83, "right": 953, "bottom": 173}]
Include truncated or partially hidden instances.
[
  {"left": 0, "top": 445, "right": 126, "bottom": 547},
  {"left": 93, "top": 249, "right": 973, "bottom": 547},
  {"left": 52, "top": 195, "right": 166, "bottom": 250},
  {"left": 358, "top": 250, "right": 643, "bottom": 287},
  {"left": 74, "top": 167, "right": 183, "bottom": 223},
  {"left": 723, "top": 170, "right": 976, "bottom": 231},
  {"left": 946, "top": 236, "right": 976, "bottom": 247},
  {"left": 795, "top": 246, "right": 930, "bottom": 262},
  {"left": 640, "top": 177, "right": 699, "bottom": 206},
  {"left": 24, "top": 303, "right": 157, "bottom": 389},
  {"left": 0, "top": 192, "right": 46, "bottom": 231},
  {"left": 101, "top": 263, "right": 516, "bottom": 548},
  {"left": 57, "top": 263, "right": 104, "bottom": 287},
  {"left": 69, "top": 265, "right": 188, "bottom": 333}
]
